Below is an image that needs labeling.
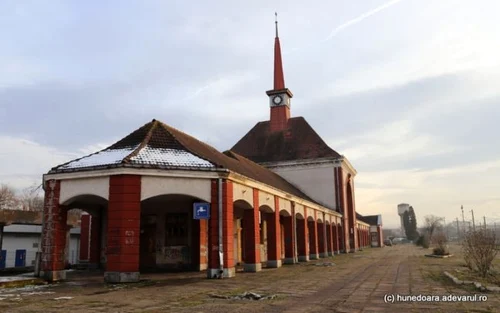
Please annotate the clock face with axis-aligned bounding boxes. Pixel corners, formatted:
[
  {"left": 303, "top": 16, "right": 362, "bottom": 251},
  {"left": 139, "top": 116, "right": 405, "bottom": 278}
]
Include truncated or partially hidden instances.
[{"left": 273, "top": 95, "right": 283, "bottom": 105}]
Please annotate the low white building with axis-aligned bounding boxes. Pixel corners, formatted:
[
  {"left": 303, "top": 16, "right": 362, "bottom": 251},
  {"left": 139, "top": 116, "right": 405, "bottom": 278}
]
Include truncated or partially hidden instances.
[{"left": 1, "top": 224, "right": 80, "bottom": 269}]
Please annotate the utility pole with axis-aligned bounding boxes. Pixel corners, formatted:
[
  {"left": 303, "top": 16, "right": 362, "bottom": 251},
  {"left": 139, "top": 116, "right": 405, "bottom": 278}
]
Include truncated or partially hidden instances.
[
  {"left": 461, "top": 205, "right": 465, "bottom": 235},
  {"left": 456, "top": 218, "right": 460, "bottom": 241},
  {"left": 471, "top": 209, "right": 476, "bottom": 231},
  {"left": 483, "top": 216, "right": 487, "bottom": 230}
]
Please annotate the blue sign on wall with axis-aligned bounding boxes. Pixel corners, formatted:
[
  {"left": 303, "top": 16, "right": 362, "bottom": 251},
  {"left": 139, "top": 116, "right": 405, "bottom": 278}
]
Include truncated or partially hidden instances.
[{"left": 193, "top": 202, "right": 210, "bottom": 220}]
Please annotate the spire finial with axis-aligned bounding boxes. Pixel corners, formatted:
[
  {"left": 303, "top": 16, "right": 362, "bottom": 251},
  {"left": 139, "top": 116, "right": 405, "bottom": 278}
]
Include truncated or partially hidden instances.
[{"left": 275, "top": 12, "right": 278, "bottom": 38}]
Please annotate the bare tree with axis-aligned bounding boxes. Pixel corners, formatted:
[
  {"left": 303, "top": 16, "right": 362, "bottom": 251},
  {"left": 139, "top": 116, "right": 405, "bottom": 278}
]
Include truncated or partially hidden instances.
[
  {"left": 462, "top": 229, "right": 498, "bottom": 277},
  {"left": 19, "top": 183, "right": 44, "bottom": 211},
  {"left": 0, "top": 184, "right": 18, "bottom": 210},
  {"left": 423, "top": 215, "right": 444, "bottom": 243}
]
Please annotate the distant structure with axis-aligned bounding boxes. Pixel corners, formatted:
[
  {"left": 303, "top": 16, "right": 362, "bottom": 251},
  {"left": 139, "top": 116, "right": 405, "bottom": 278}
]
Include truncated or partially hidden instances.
[{"left": 397, "top": 203, "right": 410, "bottom": 236}]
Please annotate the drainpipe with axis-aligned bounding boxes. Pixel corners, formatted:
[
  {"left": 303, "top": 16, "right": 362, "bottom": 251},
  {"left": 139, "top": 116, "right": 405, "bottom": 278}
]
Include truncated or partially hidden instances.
[{"left": 218, "top": 178, "right": 224, "bottom": 278}]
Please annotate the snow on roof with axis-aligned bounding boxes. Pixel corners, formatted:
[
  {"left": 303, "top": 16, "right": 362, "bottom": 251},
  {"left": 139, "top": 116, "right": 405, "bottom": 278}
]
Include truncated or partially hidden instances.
[
  {"left": 130, "top": 146, "right": 213, "bottom": 168},
  {"left": 58, "top": 145, "right": 139, "bottom": 170}
]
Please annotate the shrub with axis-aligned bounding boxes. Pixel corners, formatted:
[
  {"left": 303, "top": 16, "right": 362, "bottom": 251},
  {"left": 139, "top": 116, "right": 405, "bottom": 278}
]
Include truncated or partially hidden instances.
[
  {"left": 433, "top": 232, "right": 449, "bottom": 255},
  {"left": 462, "top": 229, "right": 498, "bottom": 277},
  {"left": 416, "top": 234, "right": 430, "bottom": 248}
]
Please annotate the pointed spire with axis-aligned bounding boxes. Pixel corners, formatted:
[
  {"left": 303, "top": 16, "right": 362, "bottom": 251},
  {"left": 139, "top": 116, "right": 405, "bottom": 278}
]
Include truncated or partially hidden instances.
[{"left": 273, "top": 12, "right": 285, "bottom": 90}]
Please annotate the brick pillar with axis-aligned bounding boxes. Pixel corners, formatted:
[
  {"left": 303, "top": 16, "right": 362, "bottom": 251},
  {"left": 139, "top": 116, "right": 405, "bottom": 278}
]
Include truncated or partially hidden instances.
[
  {"left": 308, "top": 215, "right": 319, "bottom": 260},
  {"left": 79, "top": 214, "right": 90, "bottom": 262},
  {"left": 243, "top": 189, "right": 261, "bottom": 272},
  {"left": 208, "top": 179, "right": 235, "bottom": 278},
  {"left": 317, "top": 222, "right": 326, "bottom": 258},
  {"left": 41, "top": 180, "right": 67, "bottom": 281},
  {"left": 266, "top": 195, "right": 282, "bottom": 268},
  {"left": 297, "top": 217, "right": 309, "bottom": 261},
  {"left": 105, "top": 175, "right": 141, "bottom": 283},
  {"left": 89, "top": 215, "right": 101, "bottom": 266}
]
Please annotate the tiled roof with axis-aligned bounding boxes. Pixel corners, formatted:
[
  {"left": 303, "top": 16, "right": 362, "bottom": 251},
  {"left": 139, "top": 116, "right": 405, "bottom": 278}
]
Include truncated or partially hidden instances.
[
  {"left": 49, "top": 119, "right": 317, "bottom": 204},
  {"left": 52, "top": 121, "right": 215, "bottom": 172},
  {"left": 231, "top": 116, "right": 341, "bottom": 163}
]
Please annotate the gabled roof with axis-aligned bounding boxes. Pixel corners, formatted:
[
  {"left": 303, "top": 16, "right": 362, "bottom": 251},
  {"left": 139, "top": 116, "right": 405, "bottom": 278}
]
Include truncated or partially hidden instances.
[
  {"left": 231, "top": 116, "right": 341, "bottom": 163},
  {"left": 50, "top": 119, "right": 316, "bottom": 204}
]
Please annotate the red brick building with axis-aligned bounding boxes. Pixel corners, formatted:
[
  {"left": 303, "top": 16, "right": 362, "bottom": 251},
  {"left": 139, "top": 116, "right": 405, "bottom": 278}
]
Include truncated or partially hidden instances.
[{"left": 40, "top": 19, "right": 382, "bottom": 283}]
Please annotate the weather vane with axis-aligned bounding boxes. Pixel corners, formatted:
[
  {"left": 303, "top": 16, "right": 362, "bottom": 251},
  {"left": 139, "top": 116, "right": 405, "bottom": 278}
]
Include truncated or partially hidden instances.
[{"left": 275, "top": 12, "right": 279, "bottom": 37}]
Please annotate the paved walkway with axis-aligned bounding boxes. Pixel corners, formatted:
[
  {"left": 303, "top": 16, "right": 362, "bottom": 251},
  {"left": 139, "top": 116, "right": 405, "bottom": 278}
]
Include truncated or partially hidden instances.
[{"left": 1, "top": 245, "right": 498, "bottom": 312}]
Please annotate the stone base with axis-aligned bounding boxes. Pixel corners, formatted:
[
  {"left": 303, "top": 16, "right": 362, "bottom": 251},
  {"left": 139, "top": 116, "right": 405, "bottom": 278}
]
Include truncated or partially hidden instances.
[
  {"left": 42, "top": 270, "right": 66, "bottom": 282},
  {"left": 319, "top": 252, "right": 329, "bottom": 258},
  {"left": 244, "top": 263, "right": 262, "bottom": 272},
  {"left": 298, "top": 255, "right": 309, "bottom": 262},
  {"left": 309, "top": 253, "right": 319, "bottom": 260},
  {"left": 207, "top": 267, "right": 236, "bottom": 278},
  {"left": 267, "top": 260, "right": 282, "bottom": 268},
  {"left": 283, "top": 257, "right": 296, "bottom": 264},
  {"left": 336, "top": 250, "right": 341, "bottom": 255},
  {"left": 328, "top": 251, "right": 334, "bottom": 256},
  {"left": 104, "top": 271, "right": 140, "bottom": 283}
]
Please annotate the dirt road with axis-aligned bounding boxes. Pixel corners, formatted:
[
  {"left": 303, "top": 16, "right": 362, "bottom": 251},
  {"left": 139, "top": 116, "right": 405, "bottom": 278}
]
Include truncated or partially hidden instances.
[{"left": 1, "top": 245, "right": 498, "bottom": 312}]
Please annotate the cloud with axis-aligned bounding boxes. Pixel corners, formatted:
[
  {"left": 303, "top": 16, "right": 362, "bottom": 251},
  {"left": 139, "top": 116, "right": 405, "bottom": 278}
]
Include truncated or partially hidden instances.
[
  {"left": 0, "top": 135, "right": 78, "bottom": 190},
  {"left": 322, "top": 0, "right": 404, "bottom": 42}
]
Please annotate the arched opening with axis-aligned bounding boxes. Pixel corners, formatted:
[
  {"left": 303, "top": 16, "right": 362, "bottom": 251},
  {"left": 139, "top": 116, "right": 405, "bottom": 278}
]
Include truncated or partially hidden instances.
[
  {"left": 325, "top": 220, "right": 333, "bottom": 256},
  {"left": 233, "top": 199, "right": 261, "bottom": 272},
  {"left": 295, "top": 213, "right": 308, "bottom": 262},
  {"left": 332, "top": 223, "right": 339, "bottom": 254},
  {"left": 317, "top": 218, "right": 326, "bottom": 258},
  {"left": 63, "top": 194, "right": 108, "bottom": 271},
  {"left": 279, "top": 209, "right": 292, "bottom": 263},
  {"left": 307, "top": 216, "right": 318, "bottom": 260},
  {"left": 258, "top": 205, "right": 274, "bottom": 267},
  {"left": 338, "top": 223, "right": 345, "bottom": 253},
  {"left": 140, "top": 194, "right": 209, "bottom": 272}
]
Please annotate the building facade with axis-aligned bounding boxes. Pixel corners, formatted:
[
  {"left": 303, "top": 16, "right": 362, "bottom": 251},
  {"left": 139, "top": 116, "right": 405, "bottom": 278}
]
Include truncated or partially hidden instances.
[{"left": 39, "top": 18, "right": 380, "bottom": 283}]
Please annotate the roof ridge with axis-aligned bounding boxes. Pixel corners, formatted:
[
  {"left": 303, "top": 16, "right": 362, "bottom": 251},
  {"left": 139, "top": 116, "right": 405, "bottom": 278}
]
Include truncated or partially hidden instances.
[
  {"left": 157, "top": 121, "right": 219, "bottom": 167},
  {"left": 122, "top": 119, "right": 158, "bottom": 164}
]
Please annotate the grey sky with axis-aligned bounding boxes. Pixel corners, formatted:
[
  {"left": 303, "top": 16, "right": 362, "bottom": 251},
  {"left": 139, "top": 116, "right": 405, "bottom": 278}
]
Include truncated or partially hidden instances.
[{"left": 1, "top": 0, "right": 499, "bottom": 228}]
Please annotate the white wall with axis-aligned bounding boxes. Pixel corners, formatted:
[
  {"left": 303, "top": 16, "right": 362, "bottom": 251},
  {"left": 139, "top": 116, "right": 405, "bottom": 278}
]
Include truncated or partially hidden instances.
[
  {"left": 271, "top": 164, "right": 337, "bottom": 209},
  {"left": 2, "top": 231, "right": 80, "bottom": 268}
]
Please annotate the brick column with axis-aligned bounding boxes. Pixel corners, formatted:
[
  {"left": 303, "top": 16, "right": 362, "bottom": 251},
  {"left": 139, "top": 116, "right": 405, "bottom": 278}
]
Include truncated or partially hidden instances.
[
  {"left": 308, "top": 213, "right": 319, "bottom": 260},
  {"left": 196, "top": 219, "right": 208, "bottom": 271},
  {"left": 243, "top": 189, "right": 261, "bottom": 272},
  {"left": 41, "top": 180, "right": 67, "bottom": 281},
  {"left": 266, "top": 195, "right": 282, "bottom": 268},
  {"left": 105, "top": 175, "right": 141, "bottom": 283},
  {"left": 297, "top": 218, "right": 309, "bottom": 261},
  {"left": 208, "top": 179, "right": 235, "bottom": 278}
]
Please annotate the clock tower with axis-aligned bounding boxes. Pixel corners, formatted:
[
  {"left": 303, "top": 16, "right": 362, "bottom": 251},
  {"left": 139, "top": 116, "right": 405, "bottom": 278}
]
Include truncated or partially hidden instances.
[{"left": 266, "top": 13, "right": 293, "bottom": 132}]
